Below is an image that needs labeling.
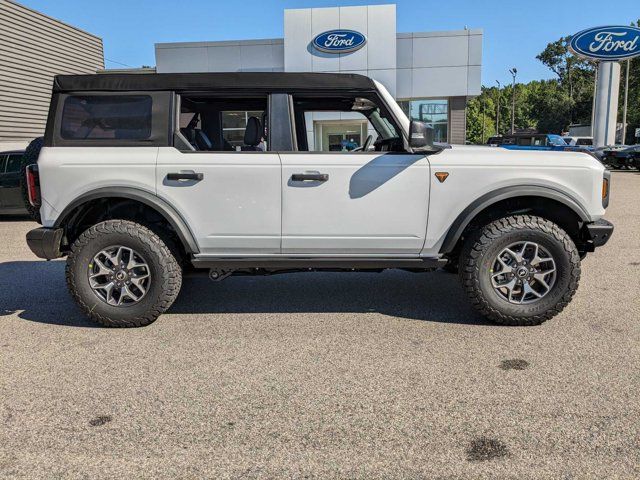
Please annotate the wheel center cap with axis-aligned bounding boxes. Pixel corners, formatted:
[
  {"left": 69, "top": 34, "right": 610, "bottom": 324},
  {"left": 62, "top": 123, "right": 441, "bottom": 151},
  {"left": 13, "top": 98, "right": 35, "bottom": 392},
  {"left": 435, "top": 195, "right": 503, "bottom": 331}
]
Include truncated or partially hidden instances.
[
  {"left": 516, "top": 267, "right": 528, "bottom": 278},
  {"left": 115, "top": 270, "right": 127, "bottom": 281}
]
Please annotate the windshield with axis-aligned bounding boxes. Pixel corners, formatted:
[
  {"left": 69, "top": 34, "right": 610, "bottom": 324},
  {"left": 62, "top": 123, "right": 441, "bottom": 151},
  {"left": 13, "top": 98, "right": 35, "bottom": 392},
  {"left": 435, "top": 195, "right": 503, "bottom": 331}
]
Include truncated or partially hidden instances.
[
  {"left": 373, "top": 80, "right": 409, "bottom": 135},
  {"left": 548, "top": 135, "right": 567, "bottom": 146}
]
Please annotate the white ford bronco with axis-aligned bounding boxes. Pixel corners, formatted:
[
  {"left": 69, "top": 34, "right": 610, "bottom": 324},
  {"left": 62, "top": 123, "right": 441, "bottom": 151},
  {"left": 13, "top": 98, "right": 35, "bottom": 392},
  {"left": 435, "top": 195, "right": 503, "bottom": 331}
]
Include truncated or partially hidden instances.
[{"left": 24, "top": 72, "right": 613, "bottom": 327}]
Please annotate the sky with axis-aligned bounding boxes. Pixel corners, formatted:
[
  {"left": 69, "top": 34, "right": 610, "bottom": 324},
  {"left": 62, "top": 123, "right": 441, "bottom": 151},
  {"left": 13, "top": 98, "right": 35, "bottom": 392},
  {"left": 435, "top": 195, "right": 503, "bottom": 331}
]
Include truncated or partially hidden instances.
[{"left": 18, "top": 0, "right": 640, "bottom": 86}]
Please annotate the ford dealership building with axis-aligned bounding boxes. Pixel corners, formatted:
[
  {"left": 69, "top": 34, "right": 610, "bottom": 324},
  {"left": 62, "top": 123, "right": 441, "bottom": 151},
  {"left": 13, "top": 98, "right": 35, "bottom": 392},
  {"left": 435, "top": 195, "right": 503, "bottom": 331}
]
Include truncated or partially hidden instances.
[{"left": 155, "top": 4, "right": 482, "bottom": 147}]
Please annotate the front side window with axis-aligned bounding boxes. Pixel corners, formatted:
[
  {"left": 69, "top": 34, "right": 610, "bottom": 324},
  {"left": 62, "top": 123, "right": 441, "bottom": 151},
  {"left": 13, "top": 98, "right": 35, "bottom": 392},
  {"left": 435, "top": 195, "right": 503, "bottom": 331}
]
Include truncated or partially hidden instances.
[
  {"left": 292, "top": 95, "right": 403, "bottom": 153},
  {"left": 60, "top": 95, "right": 152, "bottom": 140},
  {"left": 398, "top": 99, "right": 448, "bottom": 143}
]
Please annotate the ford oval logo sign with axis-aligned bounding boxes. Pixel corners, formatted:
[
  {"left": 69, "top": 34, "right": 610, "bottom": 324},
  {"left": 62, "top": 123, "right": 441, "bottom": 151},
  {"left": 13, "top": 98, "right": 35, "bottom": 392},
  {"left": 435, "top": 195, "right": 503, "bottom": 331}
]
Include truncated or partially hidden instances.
[
  {"left": 569, "top": 25, "right": 640, "bottom": 60},
  {"left": 312, "top": 30, "right": 367, "bottom": 54}
]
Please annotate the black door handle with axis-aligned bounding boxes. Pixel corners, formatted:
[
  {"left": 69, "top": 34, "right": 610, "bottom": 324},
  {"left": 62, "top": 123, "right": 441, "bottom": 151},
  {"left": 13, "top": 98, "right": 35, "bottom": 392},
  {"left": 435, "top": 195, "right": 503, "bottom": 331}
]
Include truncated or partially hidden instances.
[
  {"left": 167, "top": 172, "right": 204, "bottom": 181},
  {"left": 291, "top": 173, "right": 329, "bottom": 182}
]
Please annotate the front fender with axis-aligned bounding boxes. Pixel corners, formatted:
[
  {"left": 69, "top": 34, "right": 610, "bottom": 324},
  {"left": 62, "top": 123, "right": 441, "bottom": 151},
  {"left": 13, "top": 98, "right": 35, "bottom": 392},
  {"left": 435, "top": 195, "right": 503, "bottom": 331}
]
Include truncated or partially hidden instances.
[{"left": 438, "top": 185, "right": 591, "bottom": 254}]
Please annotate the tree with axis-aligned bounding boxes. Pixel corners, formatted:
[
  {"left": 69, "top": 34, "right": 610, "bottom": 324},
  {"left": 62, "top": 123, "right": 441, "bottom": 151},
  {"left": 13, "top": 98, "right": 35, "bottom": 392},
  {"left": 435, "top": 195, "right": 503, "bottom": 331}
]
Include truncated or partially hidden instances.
[
  {"left": 536, "top": 36, "right": 595, "bottom": 126},
  {"left": 466, "top": 19, "right": 640, "bottom": 145}
]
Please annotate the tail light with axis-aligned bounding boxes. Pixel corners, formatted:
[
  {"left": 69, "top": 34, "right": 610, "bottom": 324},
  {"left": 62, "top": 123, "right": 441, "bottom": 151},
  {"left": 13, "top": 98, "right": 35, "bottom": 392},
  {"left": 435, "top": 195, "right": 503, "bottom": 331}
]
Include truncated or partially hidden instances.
[{"left": 26, "top": 164, "right": 40, "bottom": 207}]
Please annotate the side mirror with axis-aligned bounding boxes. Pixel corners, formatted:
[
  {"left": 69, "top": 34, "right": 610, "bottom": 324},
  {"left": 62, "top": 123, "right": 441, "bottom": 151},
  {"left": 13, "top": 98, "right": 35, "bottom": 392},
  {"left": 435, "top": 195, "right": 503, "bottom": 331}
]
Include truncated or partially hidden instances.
[{"left": 409, "top": 120, "right": 439, "bottom": 153}]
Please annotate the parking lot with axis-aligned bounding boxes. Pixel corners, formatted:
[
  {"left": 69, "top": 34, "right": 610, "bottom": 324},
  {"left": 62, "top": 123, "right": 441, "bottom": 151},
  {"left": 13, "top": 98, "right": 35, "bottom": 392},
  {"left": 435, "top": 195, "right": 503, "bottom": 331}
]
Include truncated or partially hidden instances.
[{"left": 0, "top": 171, "right": 637, "bottom": 479}]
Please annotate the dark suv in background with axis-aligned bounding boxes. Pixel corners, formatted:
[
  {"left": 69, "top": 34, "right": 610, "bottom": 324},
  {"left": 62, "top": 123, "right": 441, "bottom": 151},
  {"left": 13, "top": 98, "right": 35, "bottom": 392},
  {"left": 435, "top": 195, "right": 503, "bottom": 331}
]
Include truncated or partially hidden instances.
[{"left": 0, "top": 150, "right": 27, "bottom": 215}]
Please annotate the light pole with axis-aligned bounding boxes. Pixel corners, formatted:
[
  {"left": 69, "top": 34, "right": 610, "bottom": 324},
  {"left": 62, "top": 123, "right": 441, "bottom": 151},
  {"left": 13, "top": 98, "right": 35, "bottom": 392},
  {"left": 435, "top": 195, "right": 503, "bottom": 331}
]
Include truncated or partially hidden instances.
[
  {"left": 509, "top": 68, "right": 517, "bottom": 134},
  {"left": 622, "top": 59, "right": 630, "bottom": 145},
  {"left": 495, "top": 80, "right": 501, "bottom": 135},
  {"left": 481, "top": 97, "right": 486, "bottom": 143}
]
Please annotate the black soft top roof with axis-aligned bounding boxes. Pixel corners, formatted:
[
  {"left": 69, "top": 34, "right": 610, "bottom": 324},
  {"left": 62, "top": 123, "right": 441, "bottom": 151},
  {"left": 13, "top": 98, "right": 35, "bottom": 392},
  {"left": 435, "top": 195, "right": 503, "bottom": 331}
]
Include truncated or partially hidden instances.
[{"left": 53, "top": 72, "right": 377, "bottom": 94}]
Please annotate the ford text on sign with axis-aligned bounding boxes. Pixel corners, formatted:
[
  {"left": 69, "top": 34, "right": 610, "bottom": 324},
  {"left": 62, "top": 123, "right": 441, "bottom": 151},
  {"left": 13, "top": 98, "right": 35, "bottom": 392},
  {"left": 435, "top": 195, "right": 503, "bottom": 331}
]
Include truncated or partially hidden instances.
[
  {"left": 312, "top": 30, "right": 367, "bottom": 54},
  {"left": 570, "top": 26, "right": 640, "bottom": 60}
]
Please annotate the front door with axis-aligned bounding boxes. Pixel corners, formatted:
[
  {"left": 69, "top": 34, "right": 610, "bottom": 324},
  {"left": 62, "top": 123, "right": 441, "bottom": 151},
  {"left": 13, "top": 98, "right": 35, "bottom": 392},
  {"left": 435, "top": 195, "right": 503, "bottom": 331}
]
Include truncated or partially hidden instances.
[{"left": 279, "top": 152, "right": 430, "bottom": 255}]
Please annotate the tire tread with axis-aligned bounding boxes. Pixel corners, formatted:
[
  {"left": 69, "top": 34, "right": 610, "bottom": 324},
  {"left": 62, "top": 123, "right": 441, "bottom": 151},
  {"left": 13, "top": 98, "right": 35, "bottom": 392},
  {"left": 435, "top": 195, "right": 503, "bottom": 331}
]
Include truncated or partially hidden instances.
[
  {"left": 65, "top": 219, "right": 182, "bottom": 327},
  {"left": 459, "top": 215, "right": 581, "bottom": 326}
]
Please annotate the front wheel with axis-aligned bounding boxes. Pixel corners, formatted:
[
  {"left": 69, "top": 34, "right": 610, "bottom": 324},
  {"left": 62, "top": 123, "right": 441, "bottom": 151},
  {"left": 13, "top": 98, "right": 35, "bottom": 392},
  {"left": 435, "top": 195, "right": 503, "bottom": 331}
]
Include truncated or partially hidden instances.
[
  {"left": 66, "top": 220, "right": 182, "bottom": 327},
  {"left": 460, "top": 215, "right": 581, "bottom": 326}
]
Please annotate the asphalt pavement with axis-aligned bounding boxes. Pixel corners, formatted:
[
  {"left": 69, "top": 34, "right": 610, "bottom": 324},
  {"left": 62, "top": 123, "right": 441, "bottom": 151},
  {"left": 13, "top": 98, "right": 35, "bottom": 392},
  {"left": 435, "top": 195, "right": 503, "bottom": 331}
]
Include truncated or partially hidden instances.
[{"left": 1, "top": 172, "right": 639, "bottom": 479}]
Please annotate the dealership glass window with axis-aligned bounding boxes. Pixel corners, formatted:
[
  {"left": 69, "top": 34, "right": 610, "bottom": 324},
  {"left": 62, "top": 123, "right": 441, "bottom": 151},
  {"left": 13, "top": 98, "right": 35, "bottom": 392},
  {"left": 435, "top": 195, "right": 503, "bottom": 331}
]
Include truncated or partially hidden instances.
[
  {"left": 60, "top": 95, "right": 152, "bottom": 140},
  {"left": 398, "top": 99, "right": 449, "bottom": 143},
  {"left": 311, "top": 119, "right": 368, "bottom": 152},
  {"left": 221, "top": 110, "right": 265, "bottom": 149}
]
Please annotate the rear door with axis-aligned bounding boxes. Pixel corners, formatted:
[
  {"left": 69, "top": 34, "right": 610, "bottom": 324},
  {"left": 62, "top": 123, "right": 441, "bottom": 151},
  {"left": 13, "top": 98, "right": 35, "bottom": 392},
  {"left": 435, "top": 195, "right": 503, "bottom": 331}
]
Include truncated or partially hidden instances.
[{"left": 156, "top": 94, "right": 281, "bottom": 256}]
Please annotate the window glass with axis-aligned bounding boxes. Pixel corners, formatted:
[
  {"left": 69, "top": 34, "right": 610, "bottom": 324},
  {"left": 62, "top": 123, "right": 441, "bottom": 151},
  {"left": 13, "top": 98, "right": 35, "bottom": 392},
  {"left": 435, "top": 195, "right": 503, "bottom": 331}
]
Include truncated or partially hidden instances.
[
  {"left": 178, "top": 96, "right": 267, "bottom": 151},
  {"left": 399, "top": 99, "right": 448, "bottom": 143},
  {"left": 5, "top": 154, "right": 23, "bottom": 173},
  {"left": 576, "top": 138, "right": 592, "bottom": 146},
  {"left": 0, "top": 155, "right": 7, "bottom": 173},
  {"left": 61, "top": 95, "right": 152, "bottom": 140},
  {"left": 548, "top": 135, "right": 567, "bottom": 146},
  {"left": 292, "top": 96, "right": 402, "bottom": 152}
]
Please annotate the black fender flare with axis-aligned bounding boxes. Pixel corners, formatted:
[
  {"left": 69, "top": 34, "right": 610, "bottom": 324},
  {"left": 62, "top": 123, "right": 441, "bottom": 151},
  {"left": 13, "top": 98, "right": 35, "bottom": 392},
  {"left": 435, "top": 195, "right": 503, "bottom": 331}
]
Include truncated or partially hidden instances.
[
  {"left": 439, "top": 185, "right": 591, "bottom": 254},
  {"left": 54, "top": 187, "right": 200, "bottom": 254}
]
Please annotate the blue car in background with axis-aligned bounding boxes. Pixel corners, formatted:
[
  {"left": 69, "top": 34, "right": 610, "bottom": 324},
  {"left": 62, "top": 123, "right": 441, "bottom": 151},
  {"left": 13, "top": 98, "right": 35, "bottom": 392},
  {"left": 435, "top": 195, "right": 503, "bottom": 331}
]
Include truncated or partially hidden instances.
[{"left": 488, "top": 134, "right": 589, "bottom": 152}]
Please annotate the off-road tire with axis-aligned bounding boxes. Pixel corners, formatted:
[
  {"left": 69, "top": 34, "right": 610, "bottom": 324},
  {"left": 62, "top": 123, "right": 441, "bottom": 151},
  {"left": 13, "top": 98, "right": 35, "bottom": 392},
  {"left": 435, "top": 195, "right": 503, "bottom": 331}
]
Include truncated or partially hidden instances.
[
  {"left": 66, "top": 220, "right": 182, "bottom": 327},
  {"left": 460, "top": 215, "right": 581, "bottom": 326},
  {"left": 20, "top": 137, "right": 44, "bottom": 223}
]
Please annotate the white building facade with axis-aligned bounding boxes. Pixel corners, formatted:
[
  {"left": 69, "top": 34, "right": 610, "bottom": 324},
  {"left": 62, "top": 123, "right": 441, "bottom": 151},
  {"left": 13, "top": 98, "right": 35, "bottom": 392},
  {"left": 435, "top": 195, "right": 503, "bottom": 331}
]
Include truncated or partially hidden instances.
[{"left": 155, "top": 4, "right": 482, "bottom": 147}]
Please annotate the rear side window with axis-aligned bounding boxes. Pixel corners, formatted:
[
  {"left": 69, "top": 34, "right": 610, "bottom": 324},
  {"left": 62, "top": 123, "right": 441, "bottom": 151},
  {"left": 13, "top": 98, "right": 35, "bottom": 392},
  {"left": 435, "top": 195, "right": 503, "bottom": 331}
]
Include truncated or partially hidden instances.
[
  {"left": 0, "top": 155, "right": 7, "bottom": 173},
  {"left": 60, "top": 95, "right": 152, "bottom": 140},
  {"left": 5, "top": 154, "right": 22, "bottom": 173}
]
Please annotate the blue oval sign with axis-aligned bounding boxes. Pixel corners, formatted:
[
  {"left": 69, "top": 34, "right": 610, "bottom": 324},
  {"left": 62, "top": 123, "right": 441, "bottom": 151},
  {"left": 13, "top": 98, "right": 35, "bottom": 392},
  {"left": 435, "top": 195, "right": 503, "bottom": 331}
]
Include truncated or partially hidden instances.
[
  {"left": 570, "top": 25, "right": 640, "bottom": 60},
  {"left": 312, "top": 30, "right": 367, "bottom": 54}
]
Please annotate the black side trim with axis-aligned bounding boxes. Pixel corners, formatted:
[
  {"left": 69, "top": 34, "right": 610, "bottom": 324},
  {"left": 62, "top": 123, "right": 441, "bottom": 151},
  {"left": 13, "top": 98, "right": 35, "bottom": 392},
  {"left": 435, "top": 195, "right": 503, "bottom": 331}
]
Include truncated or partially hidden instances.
[
  {"left": 191, "top": 256, "right": 446, "bottom": 270},
  {"left": 26, "top": 227, "right": 64, "bottom": 260},
  {"left": 54, "top": 187, "right": 199, "bottom": 254},
  {"left": 268, "top": 93, "right": 296, "bottom": 151},
  {"left": 439, "top": 185, "right": 591, "bottom": 254}
]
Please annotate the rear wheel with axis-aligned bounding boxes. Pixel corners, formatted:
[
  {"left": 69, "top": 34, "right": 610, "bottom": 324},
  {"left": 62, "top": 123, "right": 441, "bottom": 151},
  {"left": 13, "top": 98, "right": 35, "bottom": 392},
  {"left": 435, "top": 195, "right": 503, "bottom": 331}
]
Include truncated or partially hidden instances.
[
  {"left": 460, "top": 215, "right": 581, "bottom": 326},
  {"left": 66, "top": 220, "right": 182, "bottom": 327}
]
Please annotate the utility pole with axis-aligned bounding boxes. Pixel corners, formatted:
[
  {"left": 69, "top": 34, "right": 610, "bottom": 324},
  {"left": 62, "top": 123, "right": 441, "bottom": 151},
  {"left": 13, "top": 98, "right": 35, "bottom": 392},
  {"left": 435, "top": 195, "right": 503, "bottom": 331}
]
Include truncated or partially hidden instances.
[
  {"left": 495, "top": 80, "right": 501, "bottom": 135},
  {"left": 622, "top": 59, "right": 630, "bottom": 145},
  {"left": 509, "top": 68, "right": 517, "bottom": 134}
]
